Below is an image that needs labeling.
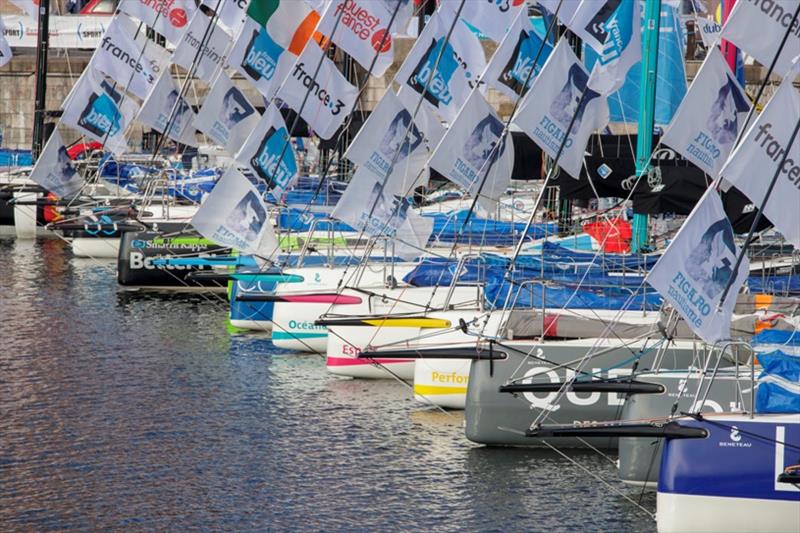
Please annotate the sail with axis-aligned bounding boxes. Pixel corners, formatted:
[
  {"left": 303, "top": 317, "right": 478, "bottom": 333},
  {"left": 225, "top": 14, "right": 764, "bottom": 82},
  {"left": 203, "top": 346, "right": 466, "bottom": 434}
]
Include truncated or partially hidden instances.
[
  {"left": 118, "top": 0, "right": 196, "bottom": 46},
  {"left": 136, "top": 70, "right": 198, "bottom": 147},
  {"left": 28, "top": 129, "right": 83, "bottom": 197},
  {"left": 195, "top": 71, "right": 261, "bottom": 157},
  {"left": 234, "top": 103, "right": 298, "bottom": 194}
]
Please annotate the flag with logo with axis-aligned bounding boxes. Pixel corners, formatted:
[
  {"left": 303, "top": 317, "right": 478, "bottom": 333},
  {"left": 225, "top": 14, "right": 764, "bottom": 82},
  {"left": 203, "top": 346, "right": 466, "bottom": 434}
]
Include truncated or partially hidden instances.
[
  {"left": 482, "top": 11, "right": 553, "bottom": 100},
  {"left": 537, "top": 0, "right": 580, "bottom": 25},
  {"left": 582, "top": 0, "right": 642, "bottom": 95},
  {"left": 720, "top": 80, "right": 800, "bottom": 248},
  {"left": 201, "top": 0, "right": 250, "bottom": 34},
  {"left": 513, "top": 40, "right": 609, "bottom": 179},
  {"left": 646, "top": 189, "right": 749, "bottom": 343},
  {"left": 191, "top": 167, "right": 279, "bottom": 257},
  {"left": 429, "top": 90, "right": 515, "bottom": 214},
  {"left": 235, "top": 103, "right": 297, "bottom": 194},
  {"left": 721, "top": 0, "right": 800, "bottom": 77},
  {"left": 345, "top": 89, "right": 430, "bottom": 195},
  {"left": 696, "top": 16, "right": 722, "bottom": 48},
  {"left": 393, "top": 9, "right": 486, "bottom": 123},
  {"left": 331, "top": 166, "right": 433, "bottom": 260},
  {"left": 440, "top": 0, "right": 525, "bottom": 43},
  {"left": 195, "top": 71, "right": 261, "bottom": 156},
  {"left": 227, "top": 0, "right": 320, "bottom": 99},
  {"left": 136, "top": 70, "right": 197, "bottom": 146},
  {"left": 9, "top": 0, "right": 38, "bottom": 18},
  {"left": 396, "top": 87, "right": 448, "bottom": 148},
  {"left": 662, "top": 48, "right": 750, "bottom": 179},
  {"left": 276, "top": 41, "right": 358, "bottom": 140},
  {"left": 171, "top": 10, "right": 232, "bottom": 83},
  {"left": 91, "top": 14, "right": 171, "bottom": 100},
  {"left": 29, "top": 129, "right": 83, "bottom": 197},
  {"left": 316, "top": 0, "right": 397, "bottom": 77},
  {"left": 118, "top": 0, "right": 196, "bottom": 45},
  {"left": 61, "top": 68, "right": 139, "bottom": 155},
  {"left": 0, "top": 17, "right": 12, "bottom": 68}
]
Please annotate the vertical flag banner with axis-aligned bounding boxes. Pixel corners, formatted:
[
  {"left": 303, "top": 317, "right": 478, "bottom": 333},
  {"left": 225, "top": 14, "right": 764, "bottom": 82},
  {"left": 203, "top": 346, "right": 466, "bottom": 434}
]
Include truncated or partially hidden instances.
[
  {"left": 171, "top": 11, "right": 231, "bottom": 83},
  {"left": 428, "top": 90, "right": 515, "bottom": 214},
  {"left": 61, "top": 68, "right": 139, "bottom": 155},
  {"left": 191, "top": 167, "right": 279, "bottom": 257},
  {"left": 136, "top": 70, "right": 198, "bottom": 147},
  {"left": 345, "top": 89, "right": 430, "bottom": 195},
  {"left": 393, "top": 9, "right": 486, "bottom": 123},
  {"left": 118, "top": 0, "right": 196, "bottom": 45},
  {"left": 0, "top": 17, "right": 12, "bottom": 68},
  {"left": 661, "top": 48, "right": 750, "bottom": 178},
  {"left": 720, "top": 80, "right": 800, "bottom": 248},
  {"left": 721, "top": 0, "right": 800, "bottom": 77},
  {"left": 201, "top": 0, "right": 250, "bottom": 34},
  {"left": 537, "top": 0, "right": 580, "bottom": 25},
  {"left": 234, "top": 104, "right": 298, "bottom": 194},
  {"left": 195, "top": 71, "right": 261, "bottom": 156},
  {"left": 227, "top": 0, "right": 319, "bottom": 99},
  {"left": 482, "top": 11, "right": 553, "bottom": 100},
  {"left": 276, "top": 41, "right": 358, "bottom": 140},
  {"left": 29, "top": 129, "right": 84, "bottom": 197},
  {"left": 584, "top": 0, "right": 641, "bottom": 95},
  {"left": 91, "top": 14, "right": 171, "bottom": 100},
  {"left": 513, "top": 40, "right": 609, "bottom": 179},
  {"left": 646, "top": 189, "right": 749, "bottom": 343},
  {"left": 316, "top": 0, "right": 396, "bottom": 77},
  {"left": 441, "top": 0, "right": 526, "bottom": 43}
]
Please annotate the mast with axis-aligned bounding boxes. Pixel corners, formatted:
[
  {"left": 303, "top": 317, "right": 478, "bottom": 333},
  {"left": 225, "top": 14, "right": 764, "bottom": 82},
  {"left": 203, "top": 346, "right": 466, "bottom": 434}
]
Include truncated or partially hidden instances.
[
  {"left": 31, "top": 0, "right": 51, "bottom": 159},
  {"left": 631, "top": 0, "right": 661, "bottom": 253}
]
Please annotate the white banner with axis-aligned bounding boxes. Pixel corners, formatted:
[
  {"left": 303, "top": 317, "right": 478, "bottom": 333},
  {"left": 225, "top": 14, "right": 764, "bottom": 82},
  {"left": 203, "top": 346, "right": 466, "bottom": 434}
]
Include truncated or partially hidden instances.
[
  {"left": 316, "top": 0, "right": 396, "bottom": 77},
  {"left": 0, "top": 17, "right": 11, "bottom": 68},
  {"left": 646, "top": 189, "right": 749, "bottom": 343},
  {"left": 170, "top": 11, "right": 231, "bottom": 83},
  {"left": 662, "top": 48, "right": 750, "bottom": 178},
  {"left": 586, "top": 0, "right": 641, "bottom": 95},
  {"left": 721, "top": 80, "right": 800, "bottom": 248},
  {"left": 482, "top": 11, "right": 553, "bottom": 100},
  {"left": 136, "top": 70, "right": 197, "bottom": 146},
  {"left": 396, "top": 87, "right": 447, "bottom": 148},
  {"left": 191, "top": 167, "right": 279, "bottom": 257},
  {"left": 195, "top": 71, "right": 260, "bottom": 156},
  {"left": 393, "top": 9, "right": 486, "bottom": 123},
  {"left": 513, "top": 40, "right": 609, "bottom": 179},
  {"left": 537, "top": 0, "right": 580, "bottom": 24},
  {"left": 331, "top": 166, "right": 433, "bottom": 260},
  {"left": 441, "top": 0, "right": 525, "bottom": 43},
  {"left": 29, "top": 129, "right": 83, "bottom": 197},
  {"left": 91, "top": 14, "right": 171, "bottom": 100},
  {"left": 276, "top": 41, "right": 358, "bottom": 140},
  {"left": 696, "top": 16, "right": 722, "bottom": 48},
  {"left": 201, "top": 0, "right": 250, "bottom": 34},
  {"left": 226, "top": 0, "right": 316, "bottom": 99},
  {"left": 118, "top": 0, "right": 196, "bottom": 45},
  {"left": 235, "top": 104, "right": 298, "bottom": 194},
  {"left": 567, "top": 0, "right": 623, "bottom": 53},
  {"left": 721, "top": 0, "right": 800, "bottom": 77},
  {"left": 345, "top": 89, "right": 429, "bottom": 195},
  {"left": 1, "top": 15, "right": 109, "bottom": 49},
  {"left": 61, "top": 68, "right": 139, "bottom": 155},
  {"left": 429, "top": 90, "right": 514, "bottom": 214}
]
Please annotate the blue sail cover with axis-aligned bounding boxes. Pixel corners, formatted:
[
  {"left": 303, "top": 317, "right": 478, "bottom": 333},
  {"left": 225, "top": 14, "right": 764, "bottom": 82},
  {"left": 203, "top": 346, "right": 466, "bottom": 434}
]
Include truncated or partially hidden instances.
[
  {"left": 755, "top": 350, "right": 800, "bottom": 414},
  {"left": 425, "top": 211, "right": 558, "bottom": 246},
  {"left": 584, "top": 2, "right": 687, "bottom": 125},
  {"left": 748, "top": 275, "right": 800, "bottom": 296}
]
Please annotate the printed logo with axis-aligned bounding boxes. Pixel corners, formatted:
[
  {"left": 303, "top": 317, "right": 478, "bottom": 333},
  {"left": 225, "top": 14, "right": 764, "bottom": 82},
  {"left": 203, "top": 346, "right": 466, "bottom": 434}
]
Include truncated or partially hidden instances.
[
  {"left": 365, "top": 109, "right": 423, "bottom": 178},
  {"left": 685, "top": 218, "right": 737, "bottom": 300},
  {"left": 78, "top": 81, "right": 123, "bottom": 139},
  {"left": 242, "top": 26, "right": 284, "bottom": 82},
  {"left": 334, "top": 0, "right": 392, "bottom": 53},
  {"left": 500, "top": 29, "right": 550, "bottom": 96},
  {"left": 219, "top": 87, "right": 255, "bottom": 131},
  {"left": 584, "top": 0, "right": 623, "bottom": 45},
  {"left": 169, "top": 8, "right": 188, "bottom": 28},
  {"left": 251, "top": 126, "right": 297, "bottom": 191},
  {"left": 216, "top": 190, "right": 266, "bottom": 248},
  {"left": 408, "top": 37, "right": 459, "bottom": 108},
  {"left": 719, "top": 424, "right": 752, "bottom": 447},
  {"left": 361, "top": 181, "right": 410, "bottom": 236},
  {"left": 290, "top": 62, "right": 346, "bottom": 115}
]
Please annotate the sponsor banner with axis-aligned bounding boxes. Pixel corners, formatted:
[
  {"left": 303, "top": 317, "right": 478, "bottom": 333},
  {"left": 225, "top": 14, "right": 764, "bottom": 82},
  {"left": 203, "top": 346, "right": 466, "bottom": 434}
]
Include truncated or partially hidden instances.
[
  {"left": 227, "top": 0, "right": 318, "bottom": 99},
  {"left": 662, "top": 48, "right": 750, "bottom": 178},
  {"left": 0, "top": 17, "right": 11, "bottom": 67},
  {"left": 316, "top": 0, "right": 396, "bottom": 77},
  {"left": 235, "top": 104, "right": 298, "bottom": 194},
  {"left": 61, "top": 68, "right": 139, "bottom": 155},
  {"left": 585, "top": 0, "right": 641, "bottom": 95},
  {"left": 201, "top": 0, "right": 250, "bottom": 34},
  {"left": 720, "top": 80, "right": 800, "bottom": 248},
  {"left": 696, "top": 16, "right": 722, "bottom": 48},
  {"left": 136, "top": 70, "right": 197, "bottom": 146},
  {"left": 91, "top": 14, "right": 170, "bottom": 100},
  {"left": 195, "top": 71, "right": 260, "bottom": 156},
  {"left": 191, "top": 167, "right": 279, "bottom": 257},
  {"left": 276, "top": 41, "right": 358, "bottom": 140},
  {"left": 171, "top": 10, "right": 231, "bottom": 83},
  {"left": 1, "top": 15, "right": 109, "bottom": 48},
  {"left": 482, "top": 11, "right": 553, "bottom": 100},
  {"left": 393, "top": 9, "right": 486, "bottom": 123},
  {"left": 721, "top": 0, "right": 800, "bottom": 77},
  {"left": 29, "top": 129, "right": 83, "bottom": 197},
  {"left": 646, "top": 189, "right": 749, "bottom": 343},
  {"left": 441, "top": 0, "right": 526, "bottom": 43},
  {"left": 513, "top": 40, "right": 609, "bottom": 179},
  {"left": 118, "top": 0, "right": 195, "bottom": 45},
  {"left": 428, "top": 90, "right": 514, "bottom": 214},
  {"left": 331, "top": 166, "right": 433, "bottom": 260},
  {"left": 345, "top": 89, "right": 429, "bottom": 195}
]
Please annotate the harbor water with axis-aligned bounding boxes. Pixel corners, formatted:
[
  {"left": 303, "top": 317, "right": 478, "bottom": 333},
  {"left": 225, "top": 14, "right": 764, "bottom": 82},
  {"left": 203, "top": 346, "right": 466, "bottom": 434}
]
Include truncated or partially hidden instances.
[{"left": 1, "top": 238, "right": 656, "bottom": 531}]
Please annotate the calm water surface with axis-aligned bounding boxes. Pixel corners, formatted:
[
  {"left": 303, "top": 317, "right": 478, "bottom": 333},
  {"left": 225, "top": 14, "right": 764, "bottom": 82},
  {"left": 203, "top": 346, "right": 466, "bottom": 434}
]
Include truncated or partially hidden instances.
[{"left": 0, "top": 238, "right": 656, "bottom": 531}]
